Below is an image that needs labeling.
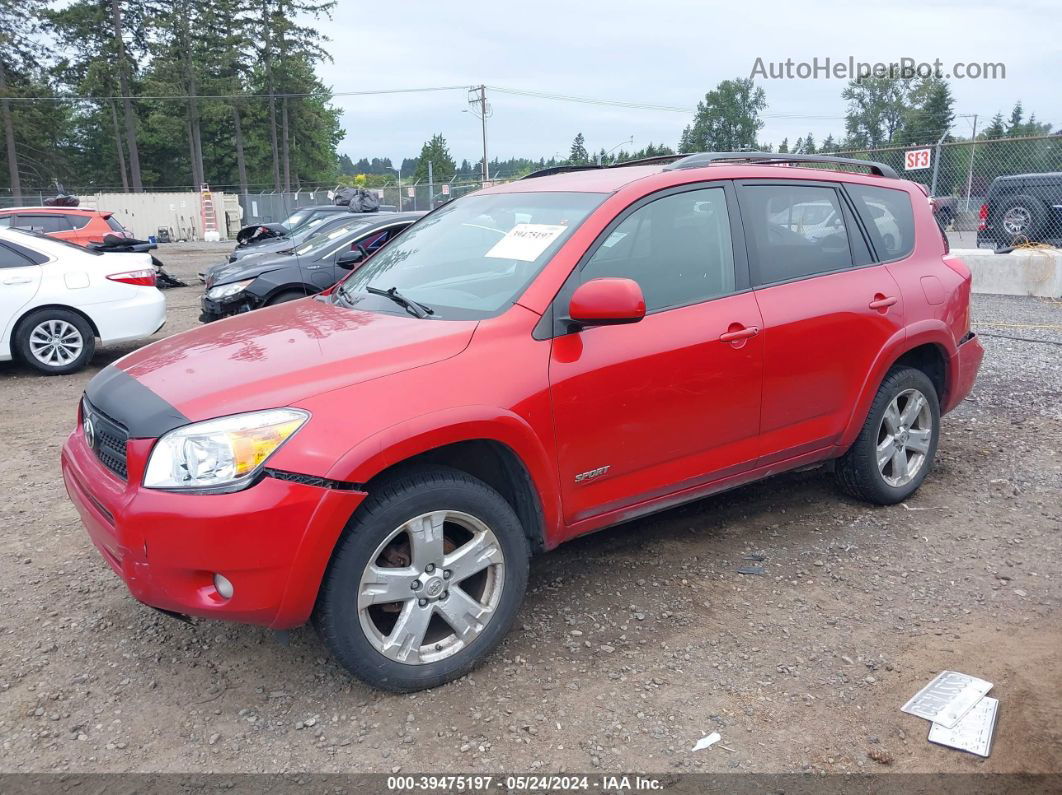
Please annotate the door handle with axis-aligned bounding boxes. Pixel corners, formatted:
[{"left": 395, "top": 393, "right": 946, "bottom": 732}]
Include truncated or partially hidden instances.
[
  {"left": 719, "top": 325, "right": 760, "bottom": 342},
  {"left": 868, "top": 295, "right": 898, "bottom": 310},
  {"left": 3, "top": 277, "right": 33, "bottom": 285}
]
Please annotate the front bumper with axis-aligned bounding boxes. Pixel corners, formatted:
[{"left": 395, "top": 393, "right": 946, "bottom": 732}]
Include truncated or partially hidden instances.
[
  {"left": 61, "top": 425, "right": 365, "bottom": 629},
  {"left": 200, "top": 292, "right": 262, "bottom": 323}
]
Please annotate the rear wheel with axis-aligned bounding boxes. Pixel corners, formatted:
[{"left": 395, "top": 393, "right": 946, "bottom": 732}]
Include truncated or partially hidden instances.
[
  {"left": 15, "top": 309, "right": 95, "bottom": 375},
  {"left": 835, "top": 366, "right": 940, "bottom": 504},
  {"left": 314, "top": 465, "right": 529, "bottom": 692}
]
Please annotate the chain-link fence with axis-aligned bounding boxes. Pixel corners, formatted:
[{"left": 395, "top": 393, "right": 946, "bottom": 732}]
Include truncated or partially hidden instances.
[{"left": 832, "top": 134, "right": 1062, "bottom": 246}]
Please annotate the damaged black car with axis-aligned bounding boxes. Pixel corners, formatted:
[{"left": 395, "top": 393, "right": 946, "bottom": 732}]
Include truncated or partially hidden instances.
[{"left": 200, "top": 211, "right": 424, "bottom": 322}]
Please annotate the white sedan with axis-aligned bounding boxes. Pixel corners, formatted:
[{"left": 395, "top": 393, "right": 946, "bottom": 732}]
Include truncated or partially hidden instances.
[{"left": 0, "top": 228, "right": 166, "bottom": 375}]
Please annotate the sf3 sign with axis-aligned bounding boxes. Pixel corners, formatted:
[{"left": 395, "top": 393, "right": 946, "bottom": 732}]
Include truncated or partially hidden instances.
[{"left": 905, "top": 148, "right": 932, "bottom": 170}]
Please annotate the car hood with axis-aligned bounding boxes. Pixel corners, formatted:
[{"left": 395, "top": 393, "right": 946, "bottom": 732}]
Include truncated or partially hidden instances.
[
  {"left": 111, "top": 297, "right": 477, "bottom": 424},
  {"left": 206, "top": 253, "right": 295, "bottom": 286},
  {"left": 233, "top": 237, "right": 294, "bottom": 260}
]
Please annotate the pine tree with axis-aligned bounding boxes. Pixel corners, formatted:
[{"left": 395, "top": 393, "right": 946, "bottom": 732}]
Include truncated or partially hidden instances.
[
  {"left": 569, "top": 132, "right": 589, "bottom": 165},
  {"left": 413, "top": 134, "right": 455, "bottom": 182},
  {"left": 1, "top": 0, "right": 51, "bottom": 199}
]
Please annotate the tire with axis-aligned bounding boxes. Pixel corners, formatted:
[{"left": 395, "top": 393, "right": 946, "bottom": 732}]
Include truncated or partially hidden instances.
[
  {"left": 997, "top": 195, "right": 1047, "bottom": 243},
  {"left": 835, "top": 366, "right": 940, "bottom": 505},
  {"left": 314, "top": 465, "right": 530, "bottom": 692},
  {"left": 266, "top": 289, "right": 309, "bottom": 306},
  {"left": 14, "top": 308, "right": 96, "bottom": 375}
]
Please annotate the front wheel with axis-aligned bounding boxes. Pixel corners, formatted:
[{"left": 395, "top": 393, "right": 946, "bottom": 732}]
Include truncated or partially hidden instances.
[
  {"left": 835, "top": 366, "right": 940, "bottom": 504},
  {"left": 314, "top": 465, "right": 529, "bottom": 692}
]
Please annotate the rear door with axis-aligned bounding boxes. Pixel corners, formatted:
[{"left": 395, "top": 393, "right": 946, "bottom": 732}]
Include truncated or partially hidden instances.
[
  {"left": 0, "top": 241, "right": 44, "bottom": 355},
  {"left": 547, "top": 183, "right": 764, "bottom": 529},
  {"left": 736, "top": 179, "right": 905, "bottom": 463}
]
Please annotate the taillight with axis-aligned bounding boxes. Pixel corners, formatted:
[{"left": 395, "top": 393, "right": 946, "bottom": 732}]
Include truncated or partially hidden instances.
[
  {"left": 978, "top": 203, "right": 988, "bottom": 231},
  {"left": 106, "top": 269, "right": 156, "bottom": 286}
]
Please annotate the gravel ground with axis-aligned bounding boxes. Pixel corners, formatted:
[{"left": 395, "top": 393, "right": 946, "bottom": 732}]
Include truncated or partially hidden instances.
[{"left": 0, "top": 243, "right": 1059, "bottom": 774}]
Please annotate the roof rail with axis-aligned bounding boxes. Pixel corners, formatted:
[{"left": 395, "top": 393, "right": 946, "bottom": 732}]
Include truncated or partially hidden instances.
[
  {"left": 663, "top": 151, "right": 899, "bottom": 179},
  {"left": 521, "top": 153, "right": 687, "bottom": 181}
]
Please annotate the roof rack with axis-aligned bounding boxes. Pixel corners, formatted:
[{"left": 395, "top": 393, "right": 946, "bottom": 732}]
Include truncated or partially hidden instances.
[
  {"left": 521, "top": 153, "right": 687, "bottom": 181},
  {"left": 663, "top": 152, "right": 898, "bottom": 179}
]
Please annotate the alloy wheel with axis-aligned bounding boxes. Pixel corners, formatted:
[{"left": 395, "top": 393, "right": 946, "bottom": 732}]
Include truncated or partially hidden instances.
[
  {"left": 28, "top": 320, "right": 84, "bottom": 367},
  {"left": 357, "top": 510, "right": 506, "bottom": 665},
  {"left": 876, "top": 388, "right": 933, "bottom": 487}
]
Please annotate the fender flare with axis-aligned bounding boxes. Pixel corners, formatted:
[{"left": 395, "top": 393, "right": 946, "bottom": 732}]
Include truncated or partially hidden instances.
[
  {"left": 326, "top": 405, "right": 563, "bottom": 545},
  {"left": 838, "top": 321, "right": 956, "bottom": 450}
]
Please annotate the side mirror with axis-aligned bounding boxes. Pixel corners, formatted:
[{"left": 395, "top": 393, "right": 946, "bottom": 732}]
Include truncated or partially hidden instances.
[
  {"left": 568, "top": 278, "right": 645, "bottom": 327},
  {"left": 336, "top": 245, "right": 367, "bottom": 269}
]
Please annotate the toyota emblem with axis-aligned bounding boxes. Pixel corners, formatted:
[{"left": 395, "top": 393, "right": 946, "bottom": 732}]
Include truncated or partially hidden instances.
[{"left": 83, "top": 414, "right": 96, "bottom": 449}]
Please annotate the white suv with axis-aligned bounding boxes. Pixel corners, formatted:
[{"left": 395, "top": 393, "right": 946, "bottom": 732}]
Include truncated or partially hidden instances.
[{"left": 0, "top": 228, "right": 166, "bottom": 375}]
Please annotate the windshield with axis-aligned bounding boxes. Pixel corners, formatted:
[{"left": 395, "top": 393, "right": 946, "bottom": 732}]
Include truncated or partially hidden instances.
[
  {"left": 336, "top": 192, "right": 603, "bottom": 319},
  {"left": 295, "top": 218, "right": 370, "bottom": 257},
  {"left": 281, "top": 208, "right": 313, "bottom": 229},
  {"left": 288, "top": 214, "right": 337, "bottom": 241}
]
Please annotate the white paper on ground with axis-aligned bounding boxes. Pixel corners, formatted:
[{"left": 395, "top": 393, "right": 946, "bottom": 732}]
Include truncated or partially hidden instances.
[
  {"left": 900, "top": 671, "right": 993, "bottom": 729},
  {"left": 928, "top": 696, "right": 998, "bottom": 757},
  {"left": 691, "top": 731, "right": 721, "bottom": 752},
  {"left": 485, "top": 223, "right": 567, "bottom": 262}
]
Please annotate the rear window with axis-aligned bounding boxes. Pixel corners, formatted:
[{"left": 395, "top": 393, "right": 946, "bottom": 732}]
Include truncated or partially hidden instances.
[
  {"left": 740, "top": 184, "right": 853, "bottom": 285},
  {"left": 105, "top": 215, "right": 127, "bottom": 232},
  {"left": 846, "top": 184, "right": 915, "bottom": 260}
]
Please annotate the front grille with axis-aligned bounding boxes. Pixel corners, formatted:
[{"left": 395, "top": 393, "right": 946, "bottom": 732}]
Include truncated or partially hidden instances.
[{"left": 83, "top": 399, "right": 129, "bottom": 480}]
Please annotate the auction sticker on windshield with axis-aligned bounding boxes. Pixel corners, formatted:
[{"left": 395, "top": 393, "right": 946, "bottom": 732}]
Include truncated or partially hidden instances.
[{"left": 485, "top": 223, "right": 567, "bottom": 261}]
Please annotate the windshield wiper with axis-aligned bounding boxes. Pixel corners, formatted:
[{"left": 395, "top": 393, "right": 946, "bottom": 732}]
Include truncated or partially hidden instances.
[{"left": 365, "top": 285, "right": 434, "bottom": 318}]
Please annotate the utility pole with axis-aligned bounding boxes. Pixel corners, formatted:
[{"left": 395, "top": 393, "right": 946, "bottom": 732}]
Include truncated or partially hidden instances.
[
  {"left": 467, "top": 85, "right": 491, "bottom": 183},
  {"left": 428, "top": 160, "right": 434, "bottom": 209}
]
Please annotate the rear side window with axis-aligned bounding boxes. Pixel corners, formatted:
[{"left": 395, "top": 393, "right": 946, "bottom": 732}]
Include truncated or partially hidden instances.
[
  {"left": 15, "top": 214, "right": 72, "bottom": 233},
  {"left": 739, "top": 184, "right": 853, "bottom": 285},
  {"left": 0, "top": 242, "right": 37, "bottom": 268},
  {"left": 105, "top": 215, "right": 127, "bottom": 232},
  {"left": 0, "top": 216, "right": 11, "bottom": 228},
  {"left": 846, "top": 185, "right": 915, "bottom": 260},
  {"left": 66, "top": 214, "right": 92, "bottom": 230},
  {"left": 581, "top": 187, "right": 736, "bottom": 312}
]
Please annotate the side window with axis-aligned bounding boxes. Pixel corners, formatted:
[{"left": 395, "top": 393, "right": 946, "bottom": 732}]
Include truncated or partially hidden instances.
[
  {"left": 846, "top": 184, "right": 915, "bottom": 260},
  {"left": 105, "top": 215, "right": 127, "bottom": 233},
  {"left": 66, "top": 214, "right": 92, "bottom": 230},
  {"left": 0, "top": 216, "right": 11, "bottom": 228},
  {"left": 581, "top": 188, "right": 736, "bottom": 312},
  {"left": 14, "top": 214, "right": 71, "bottom": 233},
  {"left": 0, "top": 242, "right": 35, "bottom": 268},
  {"left": 740, "top": 184, "right": 853, "bottom": 284}
]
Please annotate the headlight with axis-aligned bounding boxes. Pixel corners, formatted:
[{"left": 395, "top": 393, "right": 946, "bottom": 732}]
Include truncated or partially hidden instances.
[
  {"left": 143, "top": 409, "right": 309, "bottom": 491},
  {"left": 207, "top": 279, "right": 254, "bottom": 301}
]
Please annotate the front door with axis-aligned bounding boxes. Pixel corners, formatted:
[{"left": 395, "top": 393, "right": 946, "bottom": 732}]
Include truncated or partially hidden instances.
[{"left": 548, "top": 184, "right": 764, "bottom": 529}]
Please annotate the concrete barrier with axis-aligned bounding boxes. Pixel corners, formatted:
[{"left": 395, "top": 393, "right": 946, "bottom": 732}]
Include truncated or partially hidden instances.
[{"left": 952, "top": 248, "right": 1062, "bottom": 298}]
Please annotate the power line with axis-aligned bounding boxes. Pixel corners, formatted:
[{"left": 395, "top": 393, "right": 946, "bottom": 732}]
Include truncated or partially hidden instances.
[{"left": 5, "top": 85, "right": 470, "bottom": 102}]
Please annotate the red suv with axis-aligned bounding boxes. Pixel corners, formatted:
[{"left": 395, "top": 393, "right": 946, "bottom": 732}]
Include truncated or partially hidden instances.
[
  {"left": 62, "top": 153, "right": 983, "bottom": 691},
  {"left": 0, "top": 206, "right": 129, "bottom": 246}
]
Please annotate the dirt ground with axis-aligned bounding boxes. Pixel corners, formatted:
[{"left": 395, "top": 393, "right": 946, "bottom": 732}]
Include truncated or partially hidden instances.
[{"left": 0, "top": 243, "right": 1059, "bottom": 775}]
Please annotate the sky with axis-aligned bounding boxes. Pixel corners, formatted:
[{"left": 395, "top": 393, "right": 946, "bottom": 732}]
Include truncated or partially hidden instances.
[{"left": 318, "top": 0, "right": 1060, "bottom": 173}]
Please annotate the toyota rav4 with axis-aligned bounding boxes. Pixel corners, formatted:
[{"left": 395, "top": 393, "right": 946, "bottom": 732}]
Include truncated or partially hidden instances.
[{"left": 62, "top": 152, "right": 984, "bottom": 692}]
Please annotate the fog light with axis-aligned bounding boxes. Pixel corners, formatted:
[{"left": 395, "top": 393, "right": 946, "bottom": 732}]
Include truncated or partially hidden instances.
[{"left": 213, "top": 573, "right": 234, "bottom": 599}]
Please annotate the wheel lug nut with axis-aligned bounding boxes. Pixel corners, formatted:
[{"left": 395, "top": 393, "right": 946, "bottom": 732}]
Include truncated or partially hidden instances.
[
  {"left": 443, "top": 570, "right": 452, "bottom": 580},
  {"left": 418, "top": 598, "right": 428, "bottom": 607},
  {"left": 410, "top": 581, "right": 421, "bottom": 591},
  {"left": 425, "top": 563, "right": 435, "bottom": 573}
]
